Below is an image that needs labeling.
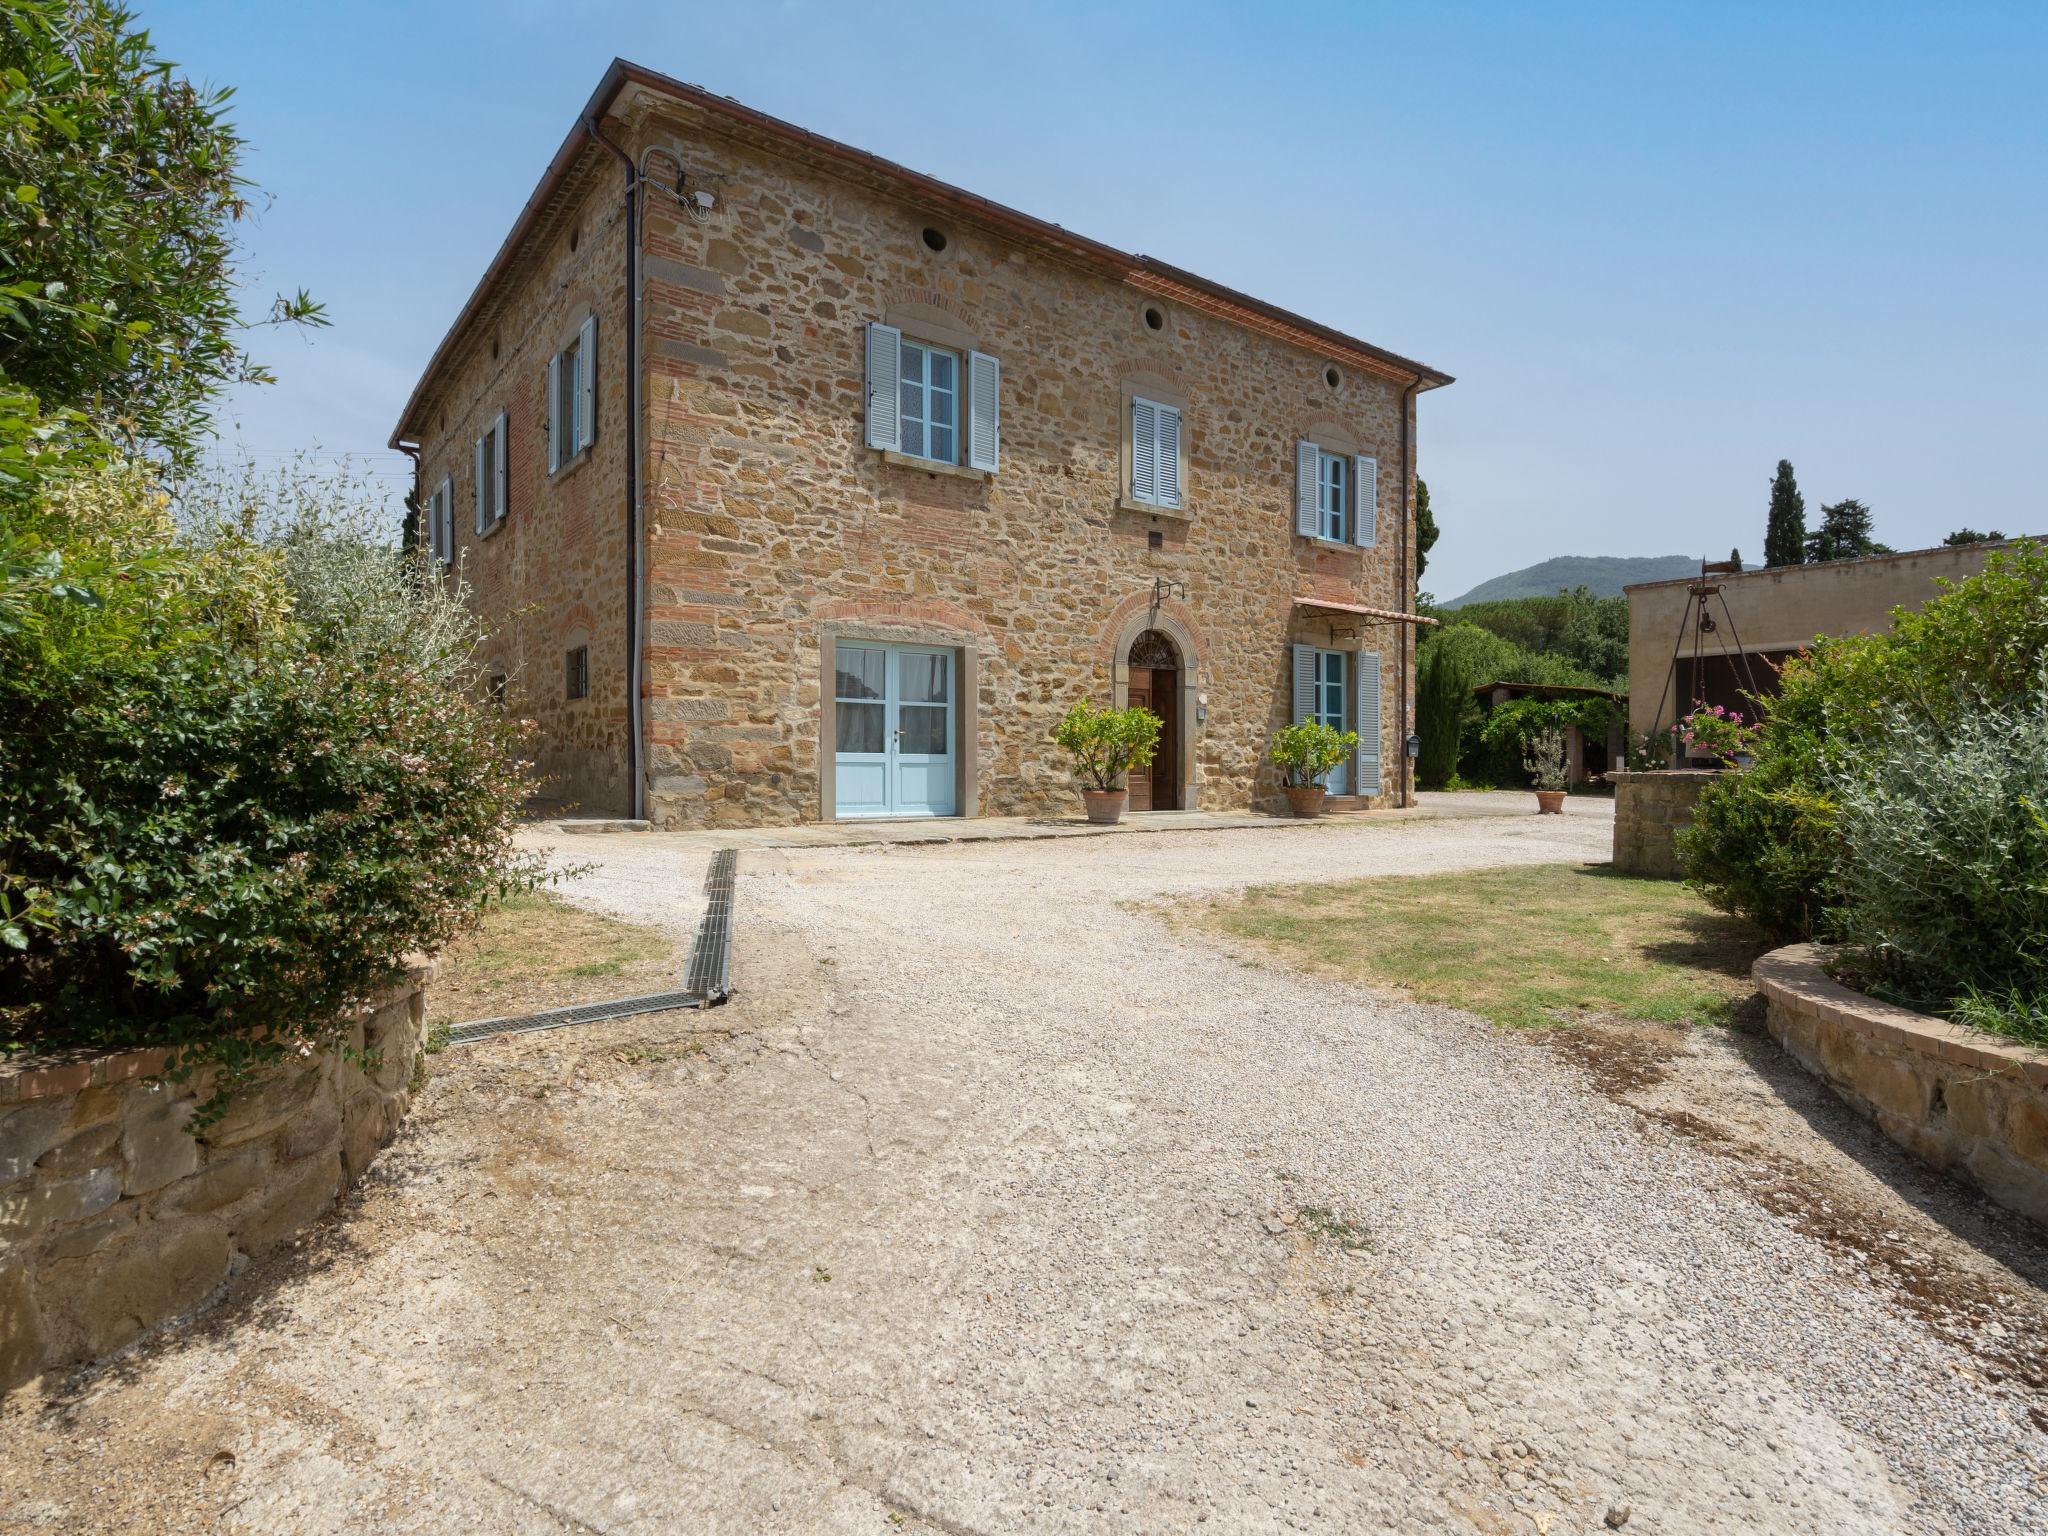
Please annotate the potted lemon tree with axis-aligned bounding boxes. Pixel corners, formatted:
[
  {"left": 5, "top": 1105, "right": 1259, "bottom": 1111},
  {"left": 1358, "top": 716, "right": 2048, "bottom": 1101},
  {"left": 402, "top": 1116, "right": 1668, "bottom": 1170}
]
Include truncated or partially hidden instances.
[
  {"left": 1054, "top": 702, "right": 1163, "bottom": 824},
  {"left": 1270, "top": 721, "right": 1359, "bottom": 818}
]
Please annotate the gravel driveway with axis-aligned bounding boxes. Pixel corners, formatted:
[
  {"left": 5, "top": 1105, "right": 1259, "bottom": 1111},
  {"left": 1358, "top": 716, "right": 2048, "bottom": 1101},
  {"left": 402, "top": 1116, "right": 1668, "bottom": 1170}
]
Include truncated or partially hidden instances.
[{"left": 5, "top": 812, "right": 2045, "bottom": 1533}]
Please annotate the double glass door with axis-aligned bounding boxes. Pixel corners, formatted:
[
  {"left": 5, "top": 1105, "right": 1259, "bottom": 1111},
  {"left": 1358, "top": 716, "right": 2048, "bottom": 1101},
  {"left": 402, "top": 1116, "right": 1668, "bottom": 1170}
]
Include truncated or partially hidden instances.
[{"left": 833, "top": 643, "right": 956, "bottom": 817}]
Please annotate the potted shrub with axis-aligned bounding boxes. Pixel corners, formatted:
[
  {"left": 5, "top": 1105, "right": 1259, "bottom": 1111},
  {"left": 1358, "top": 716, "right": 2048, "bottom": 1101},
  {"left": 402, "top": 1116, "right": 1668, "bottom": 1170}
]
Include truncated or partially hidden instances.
[
  {"left": 1053, "top": 702, "right": 1162, "bottom": 824},
  {"left": 1524, "top": 726, "right": 1569, "bottom": 813},
  {"left": 1270, "top": 721, "right": 1360, "bottom": 818}
]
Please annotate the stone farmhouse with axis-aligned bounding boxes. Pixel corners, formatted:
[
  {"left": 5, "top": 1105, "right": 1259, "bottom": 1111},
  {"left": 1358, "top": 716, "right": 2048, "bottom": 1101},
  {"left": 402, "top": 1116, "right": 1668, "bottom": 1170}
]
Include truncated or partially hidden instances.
[{"left": 391, "top": 60, "right": 1452, "bottom": 827}]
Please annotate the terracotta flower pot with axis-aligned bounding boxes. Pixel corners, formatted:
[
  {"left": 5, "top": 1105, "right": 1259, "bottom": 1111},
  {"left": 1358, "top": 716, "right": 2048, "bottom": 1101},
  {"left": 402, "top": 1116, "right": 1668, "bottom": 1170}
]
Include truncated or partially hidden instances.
[
  {"left": 1082, "top": 788, "right": 1128, "bottom": 825},
  {"left": 1534, "top": 790, "right": 1567, "bottom": 815},
  {"left": 1286, "top": 785, "right": 1327, "bottom": 819}
]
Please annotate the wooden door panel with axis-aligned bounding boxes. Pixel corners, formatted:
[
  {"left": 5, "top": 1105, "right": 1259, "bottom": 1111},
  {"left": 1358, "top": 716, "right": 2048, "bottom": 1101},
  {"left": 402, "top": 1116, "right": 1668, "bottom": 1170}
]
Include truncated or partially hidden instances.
[{"left": 1127, "top": 668, "right": 1154, "bottom": 811}]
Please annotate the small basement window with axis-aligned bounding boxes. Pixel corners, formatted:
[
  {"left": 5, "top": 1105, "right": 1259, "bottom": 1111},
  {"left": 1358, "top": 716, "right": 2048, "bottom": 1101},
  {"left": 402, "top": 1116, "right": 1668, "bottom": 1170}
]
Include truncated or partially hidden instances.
[{"left": 564, "top": 645, "right": 589, "bottom": 701}]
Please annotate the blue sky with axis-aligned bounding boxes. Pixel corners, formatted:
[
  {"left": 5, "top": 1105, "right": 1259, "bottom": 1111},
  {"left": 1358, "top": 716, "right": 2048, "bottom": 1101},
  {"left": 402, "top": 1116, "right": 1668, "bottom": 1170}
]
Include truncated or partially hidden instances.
[{"left": 151, "top": 0, "right": 2046, "bottom": 601}]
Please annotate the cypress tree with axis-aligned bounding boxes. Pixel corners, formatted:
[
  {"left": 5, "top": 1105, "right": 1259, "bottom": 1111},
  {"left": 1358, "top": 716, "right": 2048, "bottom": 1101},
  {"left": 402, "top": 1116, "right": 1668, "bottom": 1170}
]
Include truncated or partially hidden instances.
[
  {"left": 1414, "top": 477, "right": 1439, "bottom": 581},
  {"left": 1764, "top": 460, "right": 1806, "bottom": 567}
]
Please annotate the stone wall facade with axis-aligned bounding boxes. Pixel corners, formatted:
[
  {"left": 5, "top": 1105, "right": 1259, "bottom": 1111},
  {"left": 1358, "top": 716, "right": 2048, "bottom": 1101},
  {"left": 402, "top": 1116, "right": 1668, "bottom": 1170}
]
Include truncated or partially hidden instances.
[
  {"left": 401, "top": 80, "right": 1441, "bottom": 828},
  {"left": 411, "top": 171, "right": 636, "bottom": 816},
  {"left": 1611, "top": 769, "right": 1719, "bottom": 877},
  {"left": 0, "top": 966, "right": 429, "bottom": 1392},
  {"left": 1756, "top": 945, "right": 2048, "bottom": 1224}
]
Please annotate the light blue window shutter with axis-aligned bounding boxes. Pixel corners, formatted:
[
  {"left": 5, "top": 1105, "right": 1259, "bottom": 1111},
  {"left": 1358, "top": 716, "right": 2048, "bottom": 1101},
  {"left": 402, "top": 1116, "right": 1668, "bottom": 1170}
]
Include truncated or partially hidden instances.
[
  {"left": 1355, "top": 650, "right": 1383, "bottom": 794},
  {"left": 966, "top": 350, "right": 1000, "bottom": 471},
  {"left": 1130, "top": 398, "right": 1157, "bottom": 502},
  {"left": 865, "top": 322, "right": 902, "bottom": 451},
  {"left": 1295, "top": 441, "right": 1319, "bottom": 536},
  {"left": 1291, "top": 644, "right": 1316, "bottom": 724},
  {"left": 576, "top": 315, "right": 598, "bottom": 451},
  {"left": 493, "top": 411, "right": 509, "bottom": 523},
  {"left": 1354, "top": 455, "right": 1378, "bottom": 548},
  {"left": 1155, "top": 403, "right": 1182, "bottom": 508},
  {"left": 437, "top": 477, "right": 453, "bottom": 566},
  {"left": 546, "top": 353, "right": 562, "bottom": 473},
  {"left": 473, "top": 434, "right": 487, "bottom": 535}
]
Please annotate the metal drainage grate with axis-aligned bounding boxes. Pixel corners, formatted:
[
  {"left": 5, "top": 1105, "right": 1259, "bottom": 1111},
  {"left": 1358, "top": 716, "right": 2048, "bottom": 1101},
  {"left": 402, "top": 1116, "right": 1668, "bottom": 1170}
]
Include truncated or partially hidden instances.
[
  {"left": 442, "top": 989, "right": 707, "bottom": 1045},
  {"left": 684, "top": 847, "right": 737, "bottom": 999},
  {"left": 444, "top": 849, "right": 737, "bottom": 1045}
]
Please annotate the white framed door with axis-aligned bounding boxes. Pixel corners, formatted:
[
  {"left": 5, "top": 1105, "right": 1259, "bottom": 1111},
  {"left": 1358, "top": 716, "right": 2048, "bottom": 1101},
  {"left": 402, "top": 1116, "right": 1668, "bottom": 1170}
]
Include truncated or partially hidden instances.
[
  {"left": 834, "top": 643, "right": 957, "bottom": 818},
  {"left": 1310, "top": 649, "right": 1351, "bottom": 795}
]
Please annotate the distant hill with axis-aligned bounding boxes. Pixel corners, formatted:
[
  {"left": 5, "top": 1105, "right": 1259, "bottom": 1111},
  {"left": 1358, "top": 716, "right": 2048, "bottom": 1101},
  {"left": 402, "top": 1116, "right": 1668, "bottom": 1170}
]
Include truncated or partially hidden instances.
[{"left": 1442, "top": 555, "right": 1702, "bottom": 608}]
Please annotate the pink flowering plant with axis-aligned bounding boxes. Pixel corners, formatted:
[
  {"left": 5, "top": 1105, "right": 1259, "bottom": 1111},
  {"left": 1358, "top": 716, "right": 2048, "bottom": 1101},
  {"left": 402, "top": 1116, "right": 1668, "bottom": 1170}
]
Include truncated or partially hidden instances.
[{"left": 1672, "top": 704, "right": 1754, "bottom": 762}]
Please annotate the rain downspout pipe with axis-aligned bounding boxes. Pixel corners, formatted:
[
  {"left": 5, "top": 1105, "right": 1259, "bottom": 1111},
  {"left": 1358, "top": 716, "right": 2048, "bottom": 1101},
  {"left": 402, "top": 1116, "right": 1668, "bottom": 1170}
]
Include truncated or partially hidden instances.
[
  {"left": 1400, "top": 374, "right": 1421, "bottom": 807},
  {"left": 587, "top": 115, "right": 646, "bottom": 822}
]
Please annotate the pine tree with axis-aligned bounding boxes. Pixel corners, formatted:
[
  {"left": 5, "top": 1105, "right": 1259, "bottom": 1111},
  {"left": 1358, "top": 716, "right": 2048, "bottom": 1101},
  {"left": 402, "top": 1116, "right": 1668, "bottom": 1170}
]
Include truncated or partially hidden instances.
[
  {"left": 1414, "top": 477, "right": 1439, "bottom": 581},
  {"left": 1763, "top": 460, "right": 1806, "bottom": 567},
  {"left": 1729, "top": 547, "right": 1744, "bottom": 570},
  {"left": 1944, "top": 528, "right": 2005, "bottom": 546},
  {"left": 1805, "top": 499, "right": 1879, "bottom": 563}
]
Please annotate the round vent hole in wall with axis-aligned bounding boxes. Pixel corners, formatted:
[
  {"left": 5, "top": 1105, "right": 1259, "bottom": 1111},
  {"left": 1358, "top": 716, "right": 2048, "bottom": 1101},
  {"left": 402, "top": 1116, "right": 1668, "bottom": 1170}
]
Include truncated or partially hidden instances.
[
  {"left": 921, "top": 226, "right": 949, "bottom": 252},
  {"left": 1143, "top": 305, "right": 1166, "bottom": 332},
  {"left": 1324, "top": 365, "right": 1342, "bottom": 389}
]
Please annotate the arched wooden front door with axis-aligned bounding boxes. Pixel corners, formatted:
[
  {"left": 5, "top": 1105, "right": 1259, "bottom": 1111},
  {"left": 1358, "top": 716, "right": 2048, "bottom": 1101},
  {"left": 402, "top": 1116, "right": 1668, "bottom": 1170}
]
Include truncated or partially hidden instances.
[{"left": 1125, "top": 628, "right": 1181, "bottom": 811}]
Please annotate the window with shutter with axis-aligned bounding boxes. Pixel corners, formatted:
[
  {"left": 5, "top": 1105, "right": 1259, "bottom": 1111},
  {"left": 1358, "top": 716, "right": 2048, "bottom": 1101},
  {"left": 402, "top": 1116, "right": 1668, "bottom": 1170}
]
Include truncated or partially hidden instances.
[
  {"left": 434, "top": 476, "right": 453, "bottom": 567},
  {"left": 1355, "top": 650, "right": 1383, "bottom": 794},
  {"left": 864, "top": 321, "right": 902, "bottom": 451},
  {"left": 546, "top": 352, "right": 562, "bottom": 473},
  {"left": 1353, "top": 455, "right": 1378, "bottom": 548},
  {"left": 576, "top": 314, "right": 597, "bottom": 452},
  {"left": 1294, "top": 440, "right": 1319, "bottom": 537},
  {"left": 966, "top": 350, "right": 1000, "bottom": 471},
  {"left": 492, "top": 410, "right": 509, "bottom": 524},
  {"left": 1131, "top": 399, "right": 1156, "bottom": 503},
  {"left": 898, "top": 338, "right": 960, "bottom": 463},
  {"left": 1154, "top": 403, "right": 1181, "bottom": 509},
  {"left": 1129, "top": 396, "right": 1180, "bottom": 509},
  {"left": 473, "top": 434, "right": 487, "bottom": 536},
  {"left": 1317, "top": 451, "right": 1348, "bottom": 542}
]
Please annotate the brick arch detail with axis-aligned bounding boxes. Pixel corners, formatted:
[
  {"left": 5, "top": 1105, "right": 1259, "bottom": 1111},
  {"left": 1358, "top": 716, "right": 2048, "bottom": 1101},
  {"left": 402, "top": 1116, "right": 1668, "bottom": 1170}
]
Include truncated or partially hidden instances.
[
  {"left": 813, "top": 595, "right": 988, "bottom": 642},
  {"left": 1099, "top": 590, "right": 1205, "bottom": 675},
  {"left": 554, "top": 602, "right": 598, "bottom": 642},
  {"left": 1115, "top": 355, "right": 1193, "bottom": 399}
]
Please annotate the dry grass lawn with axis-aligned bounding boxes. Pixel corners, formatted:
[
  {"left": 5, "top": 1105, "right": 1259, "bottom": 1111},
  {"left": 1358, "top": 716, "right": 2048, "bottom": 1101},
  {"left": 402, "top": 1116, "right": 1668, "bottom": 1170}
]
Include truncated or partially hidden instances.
[
  {"left": 427, "top": 889, "right": 680, "bottom": 1027},
  {"left": 1200, "top": 862, "right": 1769, "bottom": 1030}
]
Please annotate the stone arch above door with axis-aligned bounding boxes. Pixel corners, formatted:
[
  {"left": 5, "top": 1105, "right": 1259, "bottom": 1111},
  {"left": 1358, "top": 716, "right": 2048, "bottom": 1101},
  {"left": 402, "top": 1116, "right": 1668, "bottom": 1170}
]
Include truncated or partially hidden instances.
[{"left": 1107, "top": 605, "right": 1203, "bottom": 811}]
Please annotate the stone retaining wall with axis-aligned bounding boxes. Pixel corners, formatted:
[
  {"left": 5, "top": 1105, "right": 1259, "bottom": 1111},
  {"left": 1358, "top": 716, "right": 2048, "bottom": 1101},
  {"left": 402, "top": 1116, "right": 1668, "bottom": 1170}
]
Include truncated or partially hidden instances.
[
  {"left": 1611, "top": 769, "right": 1721, "bottom": 877},
  {"left": 1755, "top": 945, "right": 2048, "bottom": 1223},
  {"left": 0, "top": 964, "right": 430, "bottom": 1391}
]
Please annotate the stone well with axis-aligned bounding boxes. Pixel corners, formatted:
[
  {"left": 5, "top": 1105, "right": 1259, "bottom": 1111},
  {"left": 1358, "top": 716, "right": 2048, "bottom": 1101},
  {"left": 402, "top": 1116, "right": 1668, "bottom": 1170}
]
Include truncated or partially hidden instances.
[
  {"left": 1755, "top": 945, "right": 2048, "bottom": 1223},
  {"left": 0, "top": 963, "right": 430, "bottom": 1391},
  {"left": 1610, "top": 769, "right": 1721, "bottom": 878}
]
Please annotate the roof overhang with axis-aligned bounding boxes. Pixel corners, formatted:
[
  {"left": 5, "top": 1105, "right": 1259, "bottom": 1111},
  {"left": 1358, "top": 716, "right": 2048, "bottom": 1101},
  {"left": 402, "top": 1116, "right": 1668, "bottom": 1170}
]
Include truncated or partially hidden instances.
[
  {"left": 1292, "top": 596, "right": 1440, "bottom": 627},
  {"left": 390, "top": 58, "right": 1454, "bottom": 449}
]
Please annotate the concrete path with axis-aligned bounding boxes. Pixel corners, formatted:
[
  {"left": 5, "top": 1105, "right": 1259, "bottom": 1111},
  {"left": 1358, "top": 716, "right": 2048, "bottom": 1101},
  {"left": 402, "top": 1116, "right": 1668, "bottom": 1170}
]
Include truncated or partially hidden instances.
[{"left": 4, "top": 812, "right": 2044, "bottom": 1534}]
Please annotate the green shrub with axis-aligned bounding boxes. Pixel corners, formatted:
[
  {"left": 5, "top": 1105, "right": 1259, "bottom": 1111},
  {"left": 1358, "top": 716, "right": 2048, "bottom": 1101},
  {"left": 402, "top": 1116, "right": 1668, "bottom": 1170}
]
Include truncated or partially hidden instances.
[
  {"left": 1830, "top": 695, "right": 2048, "bottom": 1032},
  {"left": 1680, "top": 541, "right": 2048, "bottom": 952},
  {"left": 0, "top": 462, "right": 537, "bottom": 1114},
  {"left": 1054, "top": 702, "right": 1160, "bottom": 792}
]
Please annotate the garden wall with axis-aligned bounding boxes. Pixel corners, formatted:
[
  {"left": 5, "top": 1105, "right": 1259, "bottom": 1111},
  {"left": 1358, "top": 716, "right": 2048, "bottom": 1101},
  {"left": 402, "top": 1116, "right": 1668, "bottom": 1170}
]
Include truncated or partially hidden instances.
[
  {"left": 0, "top": 963, "right": 430, "bottom": 1392},
  {"left": 1755, "top": 945, "right": 2048, "bottom": 1224},
  {"left": 1611, "top": 769, "right": 1720, "bottom": 877}
]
